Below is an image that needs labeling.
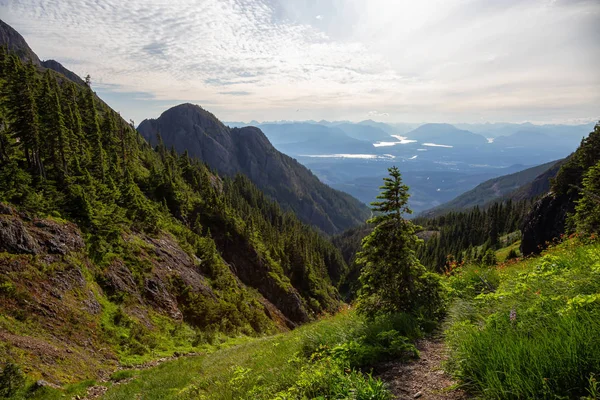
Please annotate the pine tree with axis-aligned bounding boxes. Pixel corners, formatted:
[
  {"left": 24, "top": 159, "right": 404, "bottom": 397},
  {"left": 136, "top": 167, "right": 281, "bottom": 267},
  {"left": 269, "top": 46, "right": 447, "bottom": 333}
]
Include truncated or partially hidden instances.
[
  {"left": 356, "top": 166, "right": 444, "bottom": 318},
  {"left": 574, "top": 160, "right": 600, "bottom": 234}
]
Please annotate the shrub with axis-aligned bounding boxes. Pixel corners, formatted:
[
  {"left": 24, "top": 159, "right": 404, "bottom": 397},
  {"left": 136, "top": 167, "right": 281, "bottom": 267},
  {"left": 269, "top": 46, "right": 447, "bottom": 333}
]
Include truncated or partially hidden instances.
[{"left": 0, "top": 362, "right": 25, "bottom": 398}]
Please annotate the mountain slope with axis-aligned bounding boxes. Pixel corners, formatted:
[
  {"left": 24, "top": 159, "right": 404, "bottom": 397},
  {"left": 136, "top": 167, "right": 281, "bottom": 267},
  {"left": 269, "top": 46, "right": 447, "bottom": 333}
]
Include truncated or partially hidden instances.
[
  {"left": 334, "top": 122, "right": 392, "bottom": 142},
  {"left": 256, "top": 122, "right": 376, "bottom": 154},
  {"left": 138, "top": 105, "right": 370, "bottom": 234},
  {"left": 405, "top": 123, "right": 489, "bottom": 147},
  {"left": 0, "top": 26, "right": 350, "bottom": 384},
  {"left": 422, "top": 160, "right": 561, "bottom": 215},
  {"left": 521, "top": 123, "right": 600, "bottom": 255},
  {"left": 0, "top": 19, "right": 86, "bottom": 87}
]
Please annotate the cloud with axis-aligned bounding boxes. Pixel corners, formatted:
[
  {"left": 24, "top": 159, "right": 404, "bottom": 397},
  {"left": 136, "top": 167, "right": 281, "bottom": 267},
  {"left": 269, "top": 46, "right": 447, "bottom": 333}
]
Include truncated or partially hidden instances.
[
  {"left": 1, "top": 0, "right": 598, "bottom": 123},
  {"left": 219, "top": 91, "right": 252, "bottom": 96},
  {"left": 368, "top": 111, "right": 389, "bottom": 117}
]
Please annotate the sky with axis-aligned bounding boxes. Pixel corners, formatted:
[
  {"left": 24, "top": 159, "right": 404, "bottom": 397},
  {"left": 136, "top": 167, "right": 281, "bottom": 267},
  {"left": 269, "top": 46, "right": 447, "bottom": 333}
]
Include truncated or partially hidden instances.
[{"left": 1, "top": 0, "right": 599, "bottom": 125}]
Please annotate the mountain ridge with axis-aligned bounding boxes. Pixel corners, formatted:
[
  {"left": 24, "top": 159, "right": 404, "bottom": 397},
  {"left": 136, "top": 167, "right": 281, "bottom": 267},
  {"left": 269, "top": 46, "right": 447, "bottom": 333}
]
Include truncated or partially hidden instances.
[{"left": 138, "top": 104, "right": 371, "bottom": 234}]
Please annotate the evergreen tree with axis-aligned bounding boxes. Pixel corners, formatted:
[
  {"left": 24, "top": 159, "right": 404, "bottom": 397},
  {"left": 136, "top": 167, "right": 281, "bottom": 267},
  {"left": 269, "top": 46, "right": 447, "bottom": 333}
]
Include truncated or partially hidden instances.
[
  {"left": 574, "top": 160, "right": 600, "bottom": 234},
  {"left": 82, "top": 83, "right": 105, "bottom": 180},
  {"left": 356, "top": 166, "right": 444, "bottom": 318}
]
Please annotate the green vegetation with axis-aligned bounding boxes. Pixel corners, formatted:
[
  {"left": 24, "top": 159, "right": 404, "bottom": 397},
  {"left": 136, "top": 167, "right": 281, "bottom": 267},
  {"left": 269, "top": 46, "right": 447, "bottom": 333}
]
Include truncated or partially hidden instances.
[
  {"left": 575, "top": 160, "right": 600, "bottom": 234},
  {"left": 0, "top": 47, "right": 351, "bottom": 382},
  {"left": 2, "top": 31, "right": 600, "bottom": 400},
  {"left": 426, "top": 159, "right": 560, "bottom": 215},
  {"left": 415, "top": 200, "right": 532, "bottom": 271},
  {"left": 445, "top": 237, "right": 600, "bottom": 399},
  {"left": 100, "top": 311, "right": 420, "bottom": 400},
  {"left": 356, "top": 166, "right": 445, "bottom": 319}
]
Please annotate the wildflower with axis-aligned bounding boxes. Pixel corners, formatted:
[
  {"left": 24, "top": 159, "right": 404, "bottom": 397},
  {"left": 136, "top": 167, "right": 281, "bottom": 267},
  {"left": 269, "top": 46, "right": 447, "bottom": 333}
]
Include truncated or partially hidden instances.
[{"left": 510, "top": 309, "right": 517, "bottom": 323}]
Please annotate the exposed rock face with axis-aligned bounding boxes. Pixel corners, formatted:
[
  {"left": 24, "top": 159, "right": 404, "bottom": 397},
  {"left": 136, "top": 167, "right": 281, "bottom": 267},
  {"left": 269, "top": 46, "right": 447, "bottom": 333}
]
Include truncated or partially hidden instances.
[
  {"left": 40, "top": 59, "right": 86, "bottom": 86},
  {"left": 214, "top": 227, "right": 307, "bottom": 326},
  {"left": 138, "top": 103, "right": 370, "bottom": 234},
  {"left": 0, "top": 205, "right": 291, "bottom": 382},
  {"left": 0, "top": 210, "right": 84, "bottom": 255},
  {"left": 0, "top": 19, "right": 41, "bottom": 65},
  {"left": 520, "top": 192, "right": 575, "bottom": 256},
  {"left": 0, "top": 20, "right": 85, "bottom": 86}
]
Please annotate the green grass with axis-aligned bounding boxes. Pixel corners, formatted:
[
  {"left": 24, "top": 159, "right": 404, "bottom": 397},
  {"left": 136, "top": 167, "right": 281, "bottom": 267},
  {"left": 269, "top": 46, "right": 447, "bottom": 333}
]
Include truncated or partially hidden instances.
[
  {"left": 445, "top": 238, "right": 600, "bottom": 399},
  {"left": 99, "top": 310, "right": 422, "bottom": 400},
  {"left": 495, "top": 239, "right": 521, "bottom": 262}
]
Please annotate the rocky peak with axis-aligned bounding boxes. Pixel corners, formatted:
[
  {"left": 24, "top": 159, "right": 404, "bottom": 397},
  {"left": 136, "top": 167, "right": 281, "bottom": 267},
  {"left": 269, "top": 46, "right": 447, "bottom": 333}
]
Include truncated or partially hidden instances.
[{"left": 0, "top": 19, "right": 41, "bottom": 65}]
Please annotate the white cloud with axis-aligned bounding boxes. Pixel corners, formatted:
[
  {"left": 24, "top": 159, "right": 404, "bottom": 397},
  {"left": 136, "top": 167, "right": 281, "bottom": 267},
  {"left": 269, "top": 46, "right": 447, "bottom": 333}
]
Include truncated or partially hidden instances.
[
  {"left": 1, "top": 0, "right": 598, "bottom": 123},
  {"left": 368, "top": 111, "right": 389, "bottom": 117}
]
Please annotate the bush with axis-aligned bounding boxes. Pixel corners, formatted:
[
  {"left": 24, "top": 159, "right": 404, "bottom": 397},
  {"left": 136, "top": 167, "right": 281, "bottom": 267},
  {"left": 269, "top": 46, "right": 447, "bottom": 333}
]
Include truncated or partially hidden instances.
[{"left": 0, "top": 362, "right": 25, "bottom": 398}]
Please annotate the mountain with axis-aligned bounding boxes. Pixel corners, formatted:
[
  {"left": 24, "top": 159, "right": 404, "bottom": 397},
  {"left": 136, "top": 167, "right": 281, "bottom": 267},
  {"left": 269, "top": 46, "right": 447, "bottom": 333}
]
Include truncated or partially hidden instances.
[
  {"left": 405, "top": 123, "right": 489, "bottom": 147},
  {"left": 421, "top": 160, "right": 561, "bottom": 216},
  {"left": 39, "top": 59, "right": 87, "bottom": 86},
  {"left": 335, "top": 123, "right": 393, "bottom": 142},
  {"left": 1, "top": 19, "right": 86, "bottom": 87},
  {"left": 456, "top": 121, "right": 596, "bottom": 139},
  {"left": 138, "top": 106, "right": 370, "bottom": 234},
  {"left": 521, "top": 123, "right": 600, "bottom": 255},
  {"left": 0, "top": 23, "right": 357, "bottom": 384},
  {"left": 256, "top": 122, "right": 376, "bottom": 154},
  {"left": 0, "top": 19, "right": 41, "bottom": 65},
  {"left": 492, "top": 129, "right": 582, "bottom": 152},
  {"left": 509, "top": 158, "right": 567, "bottom": 201}
]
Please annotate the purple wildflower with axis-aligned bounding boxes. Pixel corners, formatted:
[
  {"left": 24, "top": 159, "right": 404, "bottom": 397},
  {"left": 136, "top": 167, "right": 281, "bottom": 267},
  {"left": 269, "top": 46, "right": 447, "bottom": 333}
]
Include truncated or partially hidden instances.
[{"left": 510, "top": 309, "right": 517, "bottom": 323}]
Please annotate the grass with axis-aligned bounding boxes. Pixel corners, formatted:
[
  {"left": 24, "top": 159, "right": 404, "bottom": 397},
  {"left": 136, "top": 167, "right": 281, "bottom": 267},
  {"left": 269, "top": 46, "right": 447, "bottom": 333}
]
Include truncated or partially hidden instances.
[
  {"left": 99, "top": 310, "right": 422, "bottom": 400},
  {"left": 495, "top": 239, "right": 521, "bottom": 262},
  {"left": 445, "top": 237, "right": 600, "bottom": 399}
]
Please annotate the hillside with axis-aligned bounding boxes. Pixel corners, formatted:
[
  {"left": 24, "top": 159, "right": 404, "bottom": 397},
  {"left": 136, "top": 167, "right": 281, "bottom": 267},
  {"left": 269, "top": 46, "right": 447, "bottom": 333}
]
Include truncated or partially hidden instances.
[
  {"left": 521, "top": 122, "right": 600, "bottom": 255},
  {"left": 0, "top": 19, "right": 85, "bottom": 87},
  {"left": 138, "top": 107, "right": 370, "bottom": 234},
  {"left": 256, "top": 122, "right": 376, "bottom": 154},
  {"left": 0, "top": 30, "right": 353, "bottom": 385},
  {"left": 404, "top": 123, "right": 488, "bottom": 147},
  {"left": 422, "top": 159, "right": 561, "bottom": 216}
]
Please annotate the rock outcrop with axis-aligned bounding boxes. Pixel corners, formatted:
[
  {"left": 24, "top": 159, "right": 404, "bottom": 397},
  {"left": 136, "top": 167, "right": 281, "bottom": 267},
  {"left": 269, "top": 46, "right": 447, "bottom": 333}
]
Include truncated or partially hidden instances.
[{"left": 520, "top": 192, "right": 575, "bottom": 256}]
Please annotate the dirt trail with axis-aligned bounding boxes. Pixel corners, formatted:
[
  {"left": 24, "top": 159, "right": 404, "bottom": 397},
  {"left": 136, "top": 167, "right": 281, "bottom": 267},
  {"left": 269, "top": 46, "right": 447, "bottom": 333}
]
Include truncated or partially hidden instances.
[{"left": 375, "top": 337, "right": 468, "bottom": 400}]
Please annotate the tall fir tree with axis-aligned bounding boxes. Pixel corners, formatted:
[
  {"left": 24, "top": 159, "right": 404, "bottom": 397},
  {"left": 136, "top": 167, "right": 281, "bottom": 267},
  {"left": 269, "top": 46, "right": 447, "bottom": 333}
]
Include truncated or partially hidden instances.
[{"left": 357, "top": 166, "right": 444, "bottom": 318}]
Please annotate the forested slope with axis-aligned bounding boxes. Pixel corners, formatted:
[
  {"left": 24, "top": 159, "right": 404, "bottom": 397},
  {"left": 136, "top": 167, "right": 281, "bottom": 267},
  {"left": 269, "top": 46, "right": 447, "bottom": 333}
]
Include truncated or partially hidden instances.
[
  {"left": 0, "top": 41, "right": 349, "bottom": 383},
  {"left": 138, "top": 104, "right": 370, "bottom": 235}
]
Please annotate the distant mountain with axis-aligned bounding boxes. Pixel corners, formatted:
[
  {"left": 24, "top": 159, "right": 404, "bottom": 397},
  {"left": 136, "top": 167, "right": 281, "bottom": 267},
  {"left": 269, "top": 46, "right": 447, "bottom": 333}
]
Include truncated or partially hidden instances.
[
  {"left": 405, "top": 123, "right": 489, "bottom": 147},
  {"left": 493, "top": 130, "right": 552, "bottom": 148},
  {"left": 421, "top": 160, "right": 561, "bottom": 216},
  {"left": 138, "top": 105, "right": 371, "bottom": 234},
  {"left": 0, "top": 19, "right": 85, "bottom": 87},
  {"left": 492, "top": 130, "right": 581, "bottom": 151},
  {"left": 456, "top": 121, "right": 596, "bottom": 140},
  {"left": 334, "top": 123, "right": 392, "bottom": 142},
  {"left": 257, "top": 123, "right": 375, "bottom": 154}
]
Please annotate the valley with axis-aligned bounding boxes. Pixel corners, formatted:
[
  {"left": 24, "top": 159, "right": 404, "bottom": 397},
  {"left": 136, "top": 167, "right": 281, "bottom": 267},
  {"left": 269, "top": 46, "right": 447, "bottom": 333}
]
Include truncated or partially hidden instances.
[
  {"left": 232, "top": 120, "right": 590, "bottom": 214},
  {"left": 1, "top": 3, "right": 600, "bottom": 399}
]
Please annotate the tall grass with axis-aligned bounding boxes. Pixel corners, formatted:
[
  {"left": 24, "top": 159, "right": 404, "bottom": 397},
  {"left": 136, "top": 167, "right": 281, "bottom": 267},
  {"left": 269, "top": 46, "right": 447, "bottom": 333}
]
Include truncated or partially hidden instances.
[
  {"left": 101, "top": 310, "right": 423, "bottom": 400},
  {"left": 445, "top": 239, "right": 600, "bottom": 399}
]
